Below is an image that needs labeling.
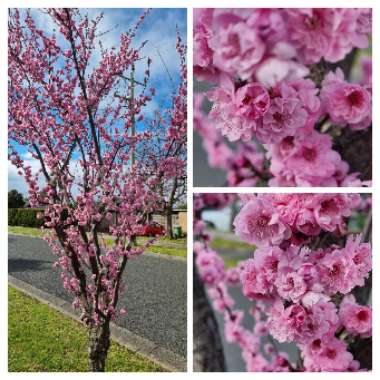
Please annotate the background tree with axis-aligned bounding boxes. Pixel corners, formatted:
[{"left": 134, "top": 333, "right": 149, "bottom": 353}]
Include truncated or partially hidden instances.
[
  {"left": 137, "top": 36, "right": 187, "bottom": 239},
  {"left": 8, "top": 189, "right": 25, "bottom": 208},
  {"left": 9, "top": 8, "right": 185, "bottom": 371}
]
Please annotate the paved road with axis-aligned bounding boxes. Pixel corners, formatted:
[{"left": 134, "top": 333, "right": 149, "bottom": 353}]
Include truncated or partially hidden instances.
[
  {"left": 213, "top": 284, "right": 298, "bottom": 371},
  {"left": 8, "top": 234, "right": 187, "bottom": 357},
  {"left": 205, "top": 244, "right": 299, "bottom": 371},
  {"left": 194, "top": 132, "right": 226, "bottom": 187}
]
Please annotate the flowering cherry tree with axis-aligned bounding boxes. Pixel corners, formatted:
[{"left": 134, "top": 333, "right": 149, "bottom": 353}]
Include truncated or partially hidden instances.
[
  {"left": 8, "top": 8, "right": 182, "bottom": 371},
  {"left": 194, "top": 193, "right": 372, "bottom": 371},
  {"left": 194, "top": 8, "right": 372, "bottom": 186}
]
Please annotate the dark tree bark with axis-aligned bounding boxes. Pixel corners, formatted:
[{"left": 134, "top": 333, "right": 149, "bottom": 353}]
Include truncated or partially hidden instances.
[
  {"left": 308, "top": 49, "right": 357, "bottom": 87},
  {"left": 88, "top": 321, "right": 111, "bottom": 372},
  {"left": 193, "top": 261, "right": 226, "bottom": 372},
  {"left": 165, "top": 176, "right": 178, "bottom": 239},
  {"left": 165, "top": 206, "right": 174, "bottom": 239},
  {"left": 334, "top": 127, "right": 372, "bottom": 181},
  {"left": 349, "top": 337, "right": 372, "bottom": 370}
]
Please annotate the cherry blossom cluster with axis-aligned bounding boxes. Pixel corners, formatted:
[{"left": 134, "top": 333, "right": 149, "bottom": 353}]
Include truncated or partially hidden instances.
[
  {"left": 194, "top": 193, "right": 372, "bottom": 371},
  {"left": 194, "top": 194, "right": 296, "bottom": 371},
  {"left": 234, "top": 193, "right": 361, "bottom": 246},
  {"left": 194, "top": 8, "right": 372, "bottom": 187},
  {"left": 9, "top": 8, "right": 184, "bottom": 326}
]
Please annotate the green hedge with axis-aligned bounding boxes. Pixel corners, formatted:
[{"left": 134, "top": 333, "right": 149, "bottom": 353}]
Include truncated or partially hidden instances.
[{"left": 8, "top": 208, "right": 45, "bottom": 228}]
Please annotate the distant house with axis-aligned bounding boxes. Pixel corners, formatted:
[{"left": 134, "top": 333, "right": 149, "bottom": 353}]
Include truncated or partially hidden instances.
[
  {"left": 97, "top": 208, "right": 187, "bottom": 235},
  {"left": 151, "top": 208, "right": 187, "bottom": 234},
  {"left": 27, "top": 197, "right": 188, "bottom": 235}
]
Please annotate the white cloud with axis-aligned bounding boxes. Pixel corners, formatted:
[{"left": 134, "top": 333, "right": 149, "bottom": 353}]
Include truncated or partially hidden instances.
[
  {"left": 8, "top": 154, "right": 44, "bottom": 196},
  {"left": 8, "top": 154, "right": 84, "bottom": 198},
  {"left": 8, "top": 161, "right": 28, "bottom": 196}
]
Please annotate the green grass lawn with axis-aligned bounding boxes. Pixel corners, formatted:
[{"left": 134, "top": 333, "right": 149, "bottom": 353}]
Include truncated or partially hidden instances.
[
  {"left": 8, "top": 226, "right": 43, "bottom": 238},
  {"left": 138, "top": 236, "right": 187, "bottom": 245},
  {"left": 8, "top": 226, "right": 186, "bottom": 258},
  {"left": 207, "top": 236, "right": 253, "bottom": 269},
  {"left": 8, "top": 286, "right": 164, "bottom": 372},
  {"left": 222, "top": 257, "right": 242, "bottom": 269},
  {"left": 209, "top": 236, "right": 253, "bottom": 251}
]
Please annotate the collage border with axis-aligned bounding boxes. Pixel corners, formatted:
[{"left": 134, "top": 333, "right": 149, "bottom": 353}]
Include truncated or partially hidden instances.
[{"left": 1, "top": 0, "right": 378, "bottom": 378}]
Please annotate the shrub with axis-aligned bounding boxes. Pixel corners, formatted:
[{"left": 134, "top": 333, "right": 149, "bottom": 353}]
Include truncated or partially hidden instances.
[{"left": 8, "top": 208, "right": 44, "bottom": 228}]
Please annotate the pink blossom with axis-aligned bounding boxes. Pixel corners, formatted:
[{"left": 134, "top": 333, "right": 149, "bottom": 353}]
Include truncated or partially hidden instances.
[
  {"left": 285, "top": 9, "right": 371, "bottom": 64},
  {"left": 224, "top": 310, "right": 244, "bottom": 343},
  {"left": 271, "top": 300, "right": 338, "bottom": 345},
  {"left": 275, "top": 267, "right": 307, "bottom": 302},
  {"left": 259, "top": 91, "right": 307, "bottom": 144},
  {"left": 268, "top": 131, "right": 346, "bottom": 187},
  {"left": 226, "top": 267, "right": 240, "bottom": 285},
  {"left": 195, "top": 249, "right": 225, "bottom": 286},
  {"left": 255, "top": 57, "right": 308, "bottom": 88},
  {"left": 254, "top": 321, "right": 268, "bottom": 336},
  {"left": 208, "top": 283, "right": 235, "bottom": 312},
  {"left": 285, "top": 8, "right": 336, "bottom": 64},
  {"left": 209, "top": 21, "right": 265, "bottom": 80},
  {"left": 344, "top": 234, "right": 372, "bottom": 287},
  {"left": 234, "top": 82, "right": 270, "bottom": 120},
  {"left": 193, "top": 14, "right": 213, "bottom": 69},
  {"left": 319, "top": 250, "right": 351, "bottom": 295},
  {"left": 239, "top": 259, "right": 264, "bottom": 300},
  {"left": 303, "top": 336, "right": 354, "bottom": 371},
  {"left": 321, "top": 69, "right": 371, "bottom": 130},
  {"left": 234, "top": 196, "right": 291, "bottom": 246},
  {"left": 208, "top": 83, "right": 254, "bottom": 142},
  {"left": 313, "top": 194, "right": 359, "bottom": 233},
  {"left": 244, "top": 352, "right": 272, "bottom": 372},
  {"left": 267, "top": 301, "right": 308, "bottom": 343},
  {"left": 339, "top": 295, "right": 371, "bottom": 337},
  {"left": 226, "top": 144, "right": 265, "bottom": 187},
  {"left": 193, "top": 9, "right": 218, "bottom": 82},
  {"left": 239, "top": 246, "right": 283, "bottom": 298},
  {"left": 270, "top": 353, "right": 293, "bottom": 372}
]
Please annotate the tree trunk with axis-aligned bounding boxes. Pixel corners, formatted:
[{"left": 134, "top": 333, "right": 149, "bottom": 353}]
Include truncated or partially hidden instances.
[
  {"left": 165, "top": 176, "right": 178, "bottom": 240},
  {"left": 88, "top": 321, "right": 111, "bottom": 372},
  {"left": 165, "top": 207, "right": 173, "bottom": 239},
  {"left": 193, "top": 261, "right": 226, "bottom": 372}
]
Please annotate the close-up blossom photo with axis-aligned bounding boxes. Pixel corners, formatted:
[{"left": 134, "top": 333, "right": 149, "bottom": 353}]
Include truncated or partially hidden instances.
[
  {"left": 193, "top": 193, "right": 372, "bottom": 372},
  {"left": 194, "top": 8, "right": 372, "bottom": 187}
]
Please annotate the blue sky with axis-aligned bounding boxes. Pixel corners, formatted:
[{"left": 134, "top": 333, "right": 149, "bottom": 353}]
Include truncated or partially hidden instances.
[{"left": 8, "top": 8, "right": 187, "bottom": 196}]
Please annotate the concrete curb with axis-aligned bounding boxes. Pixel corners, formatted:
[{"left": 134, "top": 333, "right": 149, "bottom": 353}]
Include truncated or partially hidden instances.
[
  {"left": 8, "top": 233, "right": 186, "bottom": 262},
  {"left": 8, "top": 275, "right": 186, "bottom": 372}
]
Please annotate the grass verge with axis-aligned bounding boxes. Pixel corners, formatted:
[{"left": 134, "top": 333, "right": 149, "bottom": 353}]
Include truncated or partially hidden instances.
[
  {"left": 8, "top": 286, "right": 164, "bottom": 372},
  {"left": 8, "top": 226, "right": 43, "bottom": 238},
  {"left": 222, "top": 257, "right": 242, "bottom": 269},
  {"left": 8, "top": 226, "right": 186, "bottom": 258},
  {"left": 210, "top": 236, "right": 253, "bottom": 251}
]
